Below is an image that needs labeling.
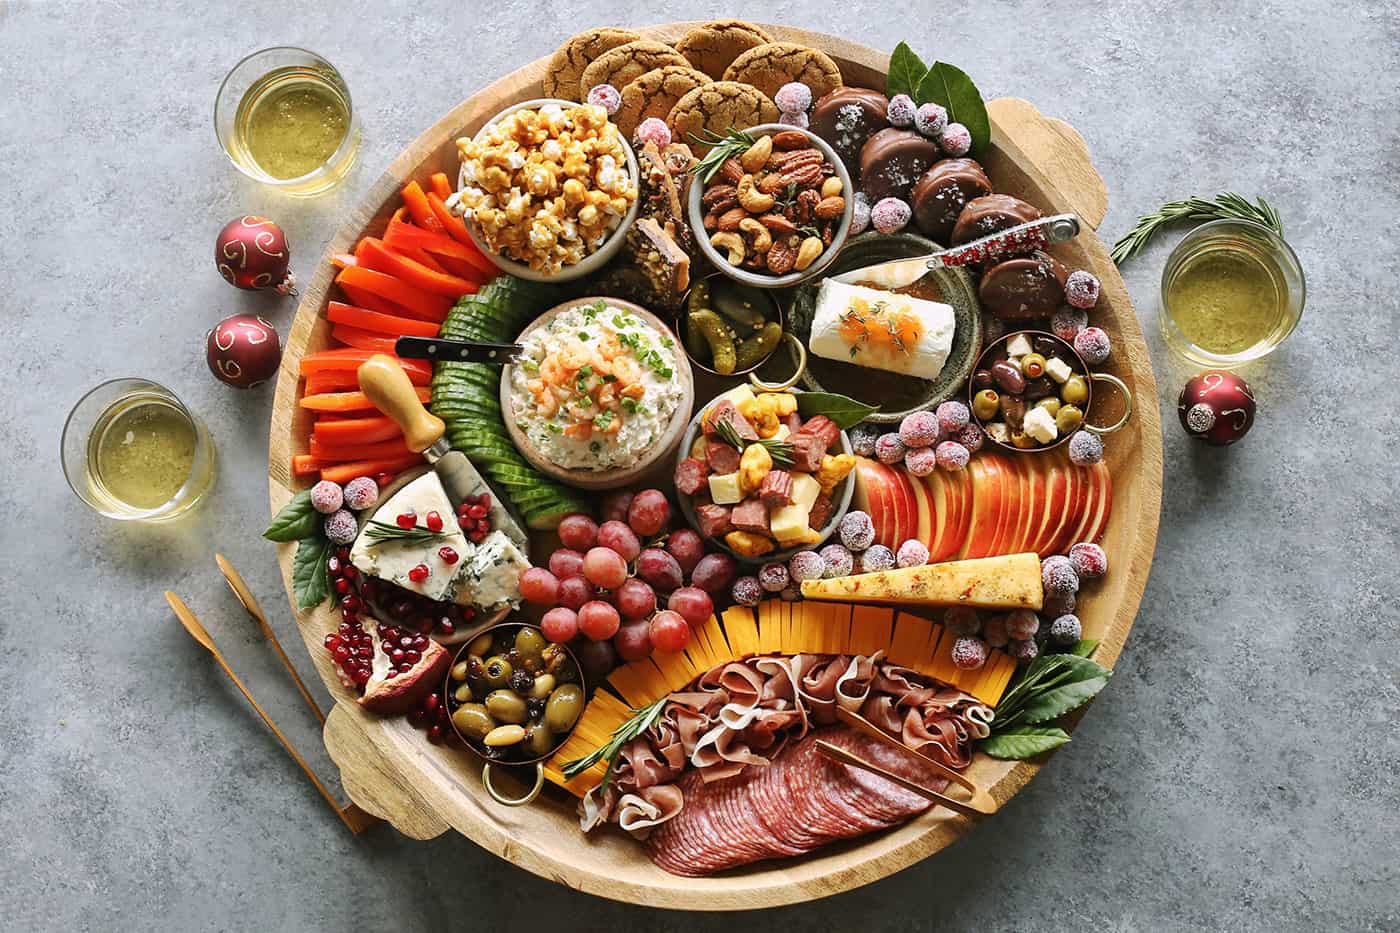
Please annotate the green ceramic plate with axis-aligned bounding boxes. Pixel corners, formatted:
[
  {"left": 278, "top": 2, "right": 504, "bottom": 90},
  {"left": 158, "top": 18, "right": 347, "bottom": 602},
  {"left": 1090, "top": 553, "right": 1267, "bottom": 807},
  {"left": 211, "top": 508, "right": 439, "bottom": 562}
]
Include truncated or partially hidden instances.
[{"left": 787, "top": 232, "right": 982, "bottom": 424}]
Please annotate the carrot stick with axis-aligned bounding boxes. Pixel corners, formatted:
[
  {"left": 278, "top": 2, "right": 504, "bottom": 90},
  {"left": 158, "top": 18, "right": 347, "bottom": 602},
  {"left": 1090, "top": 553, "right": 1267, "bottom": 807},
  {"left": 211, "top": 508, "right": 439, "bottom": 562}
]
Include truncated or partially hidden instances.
[
  {"left": 326, "top": 301, "right": 440, "bottom": 337},
  {"left": 320, "top": 455, "right": 423, "bottom": 485},
  {"left": 354, "top": 237, "right": 479, "bottom": 299},
  {"left": 384, "top": 218, "right": 496, "bottom": 280},
  {"left": 400, "top": 180, "right": 446, "bottom": 233},
  {"left": 329, "top": 253, "right": 357, "bottom": 270},
  {"left": 300, "top": 387, "right": 431, "bottom": 412},
  {"left": 330, "top": 324, "right": 400, "bottom": 353},
  {"left": 426, "top": 192, "right": 476, "bottom": 247},
  {"left": 335, "top": 266, "right": 451, "bottom": 323},
  {"left": 300, "top": 348, "right": 432, "bottom": 382},
  {"left": 309, "top": 436, "right": 414, "bottom": 462},
  {"left": 429, "top": 172, "right": 452, "bottom": 199},
  {"left": 338, "top": 281, "right": 416, "bottom": 318},
  {"left": 303, "top": 367, "right": 430, "bottom": 394},
  {"left": 292, "top": 454, "right": 325, "bottom": 475},
  {"left": 313, "top": 416, "right": 403, "bottom": 446}
]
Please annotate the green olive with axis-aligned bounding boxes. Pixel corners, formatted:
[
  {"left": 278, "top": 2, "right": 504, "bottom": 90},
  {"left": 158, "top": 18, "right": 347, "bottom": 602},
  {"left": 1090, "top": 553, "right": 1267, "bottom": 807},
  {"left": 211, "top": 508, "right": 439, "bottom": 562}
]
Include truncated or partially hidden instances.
[
  {"left": 1021, "top": 353, "right": 1046, "bottom": 379},
  {"left": 972, "top": 389, "right": 1000, "bottom": 422},
  {"left": 544, "top": 683, "right": 585, "bottom": 734},
  {"left": 528, "top": 673, "right": 556, "bottom": 699},
  {"left": 450, "top": 660, "right": 471, "bottom": 683},
  {"left": 481, "top": 655, "right": 513, "bottom": 690},
  {"left": 1056, "top": 405, "right": 1084, "bottom": 433},
  {"left": 1035, "top": 397, "right": 1062, "bottom": 418},
  {"left": 1011, "top": 431, "right": 1039, "bottom": 450},
  {"left": 1062, "top": 374, "right": 1089, "bottom": 405},
  {"left": 514, "top": 627, "right": 547, "bottom": 664},
  {"left": 450, "top": 703, "right": 495, "bottom": 741},
  {"left": 485, "top": 689, "right": 528, "bottom": 724},
  {"left": 453, "top": 683, "right": 474, "bottom": 704},
  {"left": 467, "top": 633, "right": 494, "bottom": 658},
  {"left": 483, "top": 724, "right": 525, "bottom": 747},
  {"left": 524, "top": 720, "right": 555, "bottom": 758}
]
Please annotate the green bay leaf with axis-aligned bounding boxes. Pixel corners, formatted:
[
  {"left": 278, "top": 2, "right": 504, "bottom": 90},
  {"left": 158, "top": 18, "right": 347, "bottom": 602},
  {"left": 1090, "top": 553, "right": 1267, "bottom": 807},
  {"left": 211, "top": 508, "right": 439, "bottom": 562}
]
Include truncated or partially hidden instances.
[
  {"left": 292, "top": 536, "right": 332, "bottom": 610},
  {"left": 1069, "top": 639, "right": 1100, "bottom": 658},
  {"left": 982, "top": 726, "right": 1070, "bottom": 760},
  {"left": 885, "top": 42, "right": 928, "bottom": 100},
  {"left": 1020, "top": 676, "right": 1109, "bottom": 724},
  {"left": 915, "top": 61, "right": 991, "bottom": 155},
  {"left": 796, "top": 391, "right": 880, "bottom": 430},
  {"left": 263, "top": 489, "right": 318, "bottom": 542}
]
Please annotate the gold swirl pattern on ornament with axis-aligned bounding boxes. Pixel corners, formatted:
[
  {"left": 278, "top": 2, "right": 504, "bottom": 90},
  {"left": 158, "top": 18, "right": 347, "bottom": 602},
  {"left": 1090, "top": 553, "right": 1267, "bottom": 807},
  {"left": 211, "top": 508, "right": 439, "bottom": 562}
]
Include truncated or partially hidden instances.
[{"left": 239, "top": 216, "right": 287, "bottom": 259}]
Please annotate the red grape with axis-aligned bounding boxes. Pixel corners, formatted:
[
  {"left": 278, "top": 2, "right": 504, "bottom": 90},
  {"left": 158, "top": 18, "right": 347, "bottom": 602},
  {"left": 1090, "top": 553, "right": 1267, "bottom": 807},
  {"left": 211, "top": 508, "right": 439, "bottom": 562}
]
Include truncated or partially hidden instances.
[
  {"left": 557, "top": 513, "right": 599, "bottom": 551},
  {"left": 689, "top": 552, "right": 737, "bottom": 594},
  {"left": 648, "top": 610, "right": 690, "bottom": 653},
  {"left": 613, "top": 620, "right": 653, "bottom": 661},
  {"left": 518, "top": 567, "right": 560, "bottom": 605},
  {"left": 572, "top": 636, "right": 618, "bottom": 684},
  {"left": 636, "top": 548, "right": 683, "bottom": 592},
  {"left": 614, "top": 577, "right": 658, "bottom": 620},
  {"left": 627, "top": 489, "right": 671, "bottom": 537},
  {"left": 596, "top": 520, "right": 641, "bottom": 562},
  {"left": 667, "top": 586, "right": 714, "bottom": 627},
  {"left": 556, "top": 575, "right": 594, "bottom": 610},
  {"left": 548, "top": 548, "right": 585, "bottom": 579},
  {"left": 666, "top": 528, "right": 705, "bottom": 577},
  {"left": 600, "top": 490, "right": 634, "bottom": 524},
  {"left": 578, "top": 600, "right": 621, "bottom": 641},
  {"left": 540, "top": 607, "right": 579, "bottom": 643},
  {"left": 582, "top": 547, "right": 628, "bottom": 589}
]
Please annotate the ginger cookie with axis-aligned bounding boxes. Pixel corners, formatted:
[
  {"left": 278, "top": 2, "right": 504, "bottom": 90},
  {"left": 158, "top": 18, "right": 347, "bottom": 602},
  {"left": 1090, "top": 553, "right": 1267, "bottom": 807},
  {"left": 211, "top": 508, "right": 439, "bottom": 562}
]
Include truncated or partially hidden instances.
[
  {"left": 543, "top": 27, "right": 642, "bottom": 101},
  {"left": 579, "top": 40, "right": 691, "bottom": 101},
  {"left": 722, "top": 42, "right": 843, "bottom": 102},
  {"left": 615, "top": 65, "right": 711, "bottom": 140},
  {"left": 667, "top": 81, "right": 779, "bottom": 145},
  {"left": 673, "top": 20, "right": 773, "bottom": 79}
]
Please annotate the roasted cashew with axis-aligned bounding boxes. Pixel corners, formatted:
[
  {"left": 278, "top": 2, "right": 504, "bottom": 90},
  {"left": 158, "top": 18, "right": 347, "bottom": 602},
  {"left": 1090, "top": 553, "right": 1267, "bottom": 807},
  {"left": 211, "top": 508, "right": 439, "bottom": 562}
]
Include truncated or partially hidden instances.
[
  {"left": 794, "top": 235, "right": 824, "bottom": 271},
  {"left": 738, "top": 217, "right": 773, "bottom": 254},
  {"left": 736, "top": 173, "right": 776, "bottom": 213},
  {"left": 739, "top": 134, "right": 774, "bottom": 173},
  {"left": 709, "top": 231, "right": 746, "bottom": 265}
]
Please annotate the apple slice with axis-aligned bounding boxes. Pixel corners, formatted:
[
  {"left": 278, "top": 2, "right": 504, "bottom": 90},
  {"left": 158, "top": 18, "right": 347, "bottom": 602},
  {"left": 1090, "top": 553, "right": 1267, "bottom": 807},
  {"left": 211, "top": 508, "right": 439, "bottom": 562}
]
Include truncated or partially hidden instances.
[
  {"left": 945, "top": 464, "right": 973, "bottom": 560},
  {"left": 853, "top": 457, "right": 888, "bottom": 543},
  {"left": 910, "top": 470, "right": 937, "bottom": 553},
  {"left": 1080, "top": 461, "right": 1114, "bottom": 544},
  {"left": 1051, "top": 461, "right": 1094, "bottom": 554},
  {"left": 994, "top": 454, "right": 1026, "bottom": 556},
  {"left": 888, "top": 466, "right": 919, "bottom": 547},
  {"left": 1030, "top": 458, "right": 1070, "bottom": 556},
  {"left": 924, "top": 471, "right": 952, "bottom": 561},
  {"left": 961, "top": 457, "right": 1005, "bottom": 559}
]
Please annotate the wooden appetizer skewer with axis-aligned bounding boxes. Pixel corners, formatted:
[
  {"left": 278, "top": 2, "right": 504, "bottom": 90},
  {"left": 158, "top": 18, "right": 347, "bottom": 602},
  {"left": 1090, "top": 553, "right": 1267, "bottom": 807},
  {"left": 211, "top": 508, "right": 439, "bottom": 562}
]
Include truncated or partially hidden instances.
[
  {"left": 814, "top": 740, "right": 990, "bottom": 820},
  {"left": 215, "top": 553, "right": 326, "bottom": 726},
  {"left": 164, "top": 591, "right": 378, "bottom": 834}
]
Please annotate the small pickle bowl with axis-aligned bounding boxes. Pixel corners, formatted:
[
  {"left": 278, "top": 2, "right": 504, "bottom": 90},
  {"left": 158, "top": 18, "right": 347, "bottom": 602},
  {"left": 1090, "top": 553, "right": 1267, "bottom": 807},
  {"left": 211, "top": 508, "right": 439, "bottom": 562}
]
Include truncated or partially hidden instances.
[
  {"left": 443, "top": 622, "right": 587, "bottom": 807},
  {"left": 455, "top": 98, "right": 641, "bottom": 283},
  {"left": 675, "top": 388, "right": 856, "bottom": 564},
  {"left": 687, "top": 124, "right": 854, "bottom": 289},
  {"left": 676, "top": 271, "right": 801, "bottom": 380},
  {"left": 968, "top": 331, "right": 1132, "bottom": 454}
]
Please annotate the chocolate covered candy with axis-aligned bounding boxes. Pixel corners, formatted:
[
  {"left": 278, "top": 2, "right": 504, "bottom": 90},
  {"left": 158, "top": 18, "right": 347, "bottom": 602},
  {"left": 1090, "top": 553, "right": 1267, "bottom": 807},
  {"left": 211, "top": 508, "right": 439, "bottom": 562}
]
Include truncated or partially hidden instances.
[
  {"left": 910, "top": 158, "right": 993, "bottom": 244},
  {"left": 810, "top": 86, "right": 889, "bottom": 178},
  {"left": 978, "top": 250, "right": 1069, "bottom": 319},
  {"left": 951, "top": 194, "right": 1042, "bottom": 245},
  {"left": 858, "top": 128, "right": 940, "bottom": 201}
]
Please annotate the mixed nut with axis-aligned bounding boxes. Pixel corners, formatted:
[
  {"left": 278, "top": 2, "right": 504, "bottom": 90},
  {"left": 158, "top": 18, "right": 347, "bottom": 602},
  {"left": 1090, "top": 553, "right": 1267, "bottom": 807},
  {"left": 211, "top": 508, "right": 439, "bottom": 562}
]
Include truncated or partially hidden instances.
[
  {"left": 700, "top": 129, "right": 845, "bottom": 277},
  {"left": 970, "top": 332, "right": 1091, "bottom": 450}
]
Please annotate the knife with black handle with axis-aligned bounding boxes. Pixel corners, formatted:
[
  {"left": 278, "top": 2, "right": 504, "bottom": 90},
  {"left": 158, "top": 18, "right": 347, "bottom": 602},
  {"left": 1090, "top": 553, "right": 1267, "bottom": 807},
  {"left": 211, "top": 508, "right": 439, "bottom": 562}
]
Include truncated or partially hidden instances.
[{"left": 394, "top": 335, "right": 524, "bottom": 364}]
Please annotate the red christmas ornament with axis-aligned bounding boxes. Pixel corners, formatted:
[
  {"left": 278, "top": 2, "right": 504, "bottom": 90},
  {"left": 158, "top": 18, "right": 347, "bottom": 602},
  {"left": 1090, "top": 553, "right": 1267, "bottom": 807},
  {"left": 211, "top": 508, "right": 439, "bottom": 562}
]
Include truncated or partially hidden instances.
[
  {"left": 206, "top": 314, "right": 282, "bottom": 388},
  {"left": 1177, "top": 370, "right": 1256, "bottom": 446},
  {"left": 215, "top": 216, "right": 296, "bottom": 295}
]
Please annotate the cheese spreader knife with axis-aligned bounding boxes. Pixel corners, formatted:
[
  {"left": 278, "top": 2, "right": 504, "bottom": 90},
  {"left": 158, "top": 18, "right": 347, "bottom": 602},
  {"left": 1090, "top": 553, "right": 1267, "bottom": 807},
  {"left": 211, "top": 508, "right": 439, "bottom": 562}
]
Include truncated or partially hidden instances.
[
  {"left": 831, "top": 213, "right": 1082, "bottom": 291},
  {"left": 394, "top": 335, "right": 524, "bottom": 364},
  {"left": 356, "top": 354, "right": 528, "bottom": 551}
]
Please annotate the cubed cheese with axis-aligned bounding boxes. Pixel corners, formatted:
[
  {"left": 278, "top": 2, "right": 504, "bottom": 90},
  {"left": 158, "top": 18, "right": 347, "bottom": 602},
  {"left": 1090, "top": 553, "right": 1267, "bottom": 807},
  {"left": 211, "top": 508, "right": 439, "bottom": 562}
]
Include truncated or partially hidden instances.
[
  {"left": 714, "top": 384, "right": 756, "bottom": 410},
  {"left": 1044, "top": 356, "right": 1073, "bottom": 384},
  {"left": 708, "top": 472, "right": 744, "bottom": 505},
  {"left": 789, "top": 473, "right": 821, "bottom": 511},
  {"left": 1006, "top": 333, "right": 1034, "bottom": 357},
  {"left": 809, "top": 281, "right": 955, "bottom": 380},
  {"left": 773, "top": 424, "right": 791, "bottom": 442},
  {"left": 350, "top": 473, "right": 472, "bottom": 603},
  {"left": 1023, "top": 406, "right": 1058, "bottom": 444},
  {"left": 984, "top": 422, "right": 1011, "bottom": 443},
  {"left": 770, "top": 504, "right": 816, "bottom": 544},
  {"left": 453, "top": 531, "right": 529, "bottom": 609}
]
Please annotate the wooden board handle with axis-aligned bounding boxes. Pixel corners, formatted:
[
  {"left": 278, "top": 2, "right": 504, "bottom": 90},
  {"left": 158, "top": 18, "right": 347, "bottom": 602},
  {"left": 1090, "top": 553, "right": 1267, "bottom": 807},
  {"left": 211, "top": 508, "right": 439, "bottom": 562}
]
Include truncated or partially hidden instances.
[{"left": 357, "top": 354, "right": 443, "bottom": 453}]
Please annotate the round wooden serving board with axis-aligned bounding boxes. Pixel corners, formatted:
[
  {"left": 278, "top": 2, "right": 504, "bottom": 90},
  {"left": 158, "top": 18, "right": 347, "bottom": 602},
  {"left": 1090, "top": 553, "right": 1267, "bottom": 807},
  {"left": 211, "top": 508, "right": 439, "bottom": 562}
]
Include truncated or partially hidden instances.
[{"left": 267, "top": 23, "right": 1162, "bottom": 909}]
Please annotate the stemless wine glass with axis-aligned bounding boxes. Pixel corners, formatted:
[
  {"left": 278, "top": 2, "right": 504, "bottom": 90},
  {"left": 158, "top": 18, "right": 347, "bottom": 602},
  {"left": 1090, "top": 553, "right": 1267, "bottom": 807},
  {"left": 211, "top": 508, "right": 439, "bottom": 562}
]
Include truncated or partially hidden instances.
[
  {"left": 62, "top": 379, "right": 217, "bottom": 522},
  {"left": 214, "top": 47, "right": 361, "bottom": 197}
]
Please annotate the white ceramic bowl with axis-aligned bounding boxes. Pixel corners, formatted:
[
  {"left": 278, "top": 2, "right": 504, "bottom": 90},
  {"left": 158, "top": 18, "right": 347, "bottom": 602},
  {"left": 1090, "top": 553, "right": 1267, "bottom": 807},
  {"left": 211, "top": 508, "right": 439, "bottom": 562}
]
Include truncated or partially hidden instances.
[{"left": 457, "top": 98, "right": 641, "bottom": 283}]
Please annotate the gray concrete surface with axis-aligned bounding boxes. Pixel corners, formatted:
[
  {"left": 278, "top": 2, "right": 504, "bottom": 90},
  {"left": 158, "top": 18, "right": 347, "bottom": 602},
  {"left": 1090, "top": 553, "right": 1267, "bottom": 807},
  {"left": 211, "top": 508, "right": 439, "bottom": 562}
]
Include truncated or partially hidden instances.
[{"left": 2, "top": 1, "right": 1396, "bottom": 930}]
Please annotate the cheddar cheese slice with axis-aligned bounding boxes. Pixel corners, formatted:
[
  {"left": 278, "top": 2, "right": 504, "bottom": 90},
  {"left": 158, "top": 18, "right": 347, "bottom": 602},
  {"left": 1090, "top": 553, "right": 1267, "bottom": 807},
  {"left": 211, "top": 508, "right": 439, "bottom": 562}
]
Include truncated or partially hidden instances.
[{"left": 800, "top": 553, "right": 1044, "bottom": 611}]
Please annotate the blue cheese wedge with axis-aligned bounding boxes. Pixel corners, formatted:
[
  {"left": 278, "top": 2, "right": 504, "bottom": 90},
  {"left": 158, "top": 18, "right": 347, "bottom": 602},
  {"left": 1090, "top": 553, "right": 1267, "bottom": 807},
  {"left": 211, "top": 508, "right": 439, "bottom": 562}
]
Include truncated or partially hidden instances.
[
  {"left": 453, "top": 530, "right": 528, "bottom": 610},
  {"left": 350, "top": 473, "right": 471, "bottom": 603},
  {"left": 809, "top": 280, "right": 955, "bottom": 380}
]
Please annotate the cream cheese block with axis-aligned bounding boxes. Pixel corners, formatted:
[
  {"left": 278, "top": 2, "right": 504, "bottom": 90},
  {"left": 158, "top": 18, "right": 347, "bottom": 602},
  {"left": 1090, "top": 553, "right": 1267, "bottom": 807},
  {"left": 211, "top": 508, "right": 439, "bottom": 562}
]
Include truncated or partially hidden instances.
[
  {"left": 351, "top": 473, "right": 472, "bottom": 604},
  {"left": 808, "top": 280, "right": 956, "bottom": 380}
]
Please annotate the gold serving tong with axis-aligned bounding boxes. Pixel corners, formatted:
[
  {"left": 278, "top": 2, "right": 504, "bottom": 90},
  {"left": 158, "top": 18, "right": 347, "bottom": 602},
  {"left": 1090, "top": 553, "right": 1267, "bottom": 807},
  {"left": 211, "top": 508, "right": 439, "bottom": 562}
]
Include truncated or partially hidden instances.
[
  {"left": 814, "top": 706, "right": 998, "bottom": 819},
  {"left": 166, "top": 563, "right": 378, "bottom": 834}
]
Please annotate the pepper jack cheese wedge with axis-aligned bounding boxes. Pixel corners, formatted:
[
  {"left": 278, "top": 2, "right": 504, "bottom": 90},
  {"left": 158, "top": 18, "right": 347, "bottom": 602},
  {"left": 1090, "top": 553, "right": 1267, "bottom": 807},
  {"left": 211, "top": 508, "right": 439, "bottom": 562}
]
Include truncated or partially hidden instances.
[
  {"left": 809, "top": 280, "right": 956, "bottom": 380},
  {"left": 799, "top": 552, "right": 1044, "bottom": 610}
]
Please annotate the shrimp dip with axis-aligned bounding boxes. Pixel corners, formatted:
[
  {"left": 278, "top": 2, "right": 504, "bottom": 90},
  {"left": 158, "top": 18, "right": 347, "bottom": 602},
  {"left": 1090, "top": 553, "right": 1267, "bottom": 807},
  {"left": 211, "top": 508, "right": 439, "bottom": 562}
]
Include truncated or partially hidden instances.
[{"left": 510, "top": 300, "right": 685, "bottom": 471}]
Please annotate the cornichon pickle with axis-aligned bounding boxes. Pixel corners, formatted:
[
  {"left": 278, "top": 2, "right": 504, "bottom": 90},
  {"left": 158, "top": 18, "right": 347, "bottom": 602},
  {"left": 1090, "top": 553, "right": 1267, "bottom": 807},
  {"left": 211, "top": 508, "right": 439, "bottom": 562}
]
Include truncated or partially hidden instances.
[
  {"left": 733, "top": 322, "right": 782, "bottom": 371},
  {"left": 683, "top": 311, "right": 709, "bottom": 361},
  {"left": 709, "top": 282, "right": 767, "bottom": 330},
  {"left": 686, "top": 279, "right": 711, "bottom": 315},
  {"left": 690, "top": 309, "right": 737, "bottom": 374}
]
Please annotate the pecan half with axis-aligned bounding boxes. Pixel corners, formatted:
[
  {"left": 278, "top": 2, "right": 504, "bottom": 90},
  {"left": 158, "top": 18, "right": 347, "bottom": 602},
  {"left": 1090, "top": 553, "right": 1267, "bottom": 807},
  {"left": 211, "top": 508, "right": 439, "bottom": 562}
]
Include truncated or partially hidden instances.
[
  {"left": 701, "top": 184, "right": 737, "bottom": 210},
  {"left": 758, "top": 213, "right": 797, "bottom": 235},
  {"left": 794, "top": 188, "right": 820, "bottom": 224},
  {"left": 719, "top": 158, "right": 745, "bottom": 184},
  {"left": 769, "top": 148, "right": 823, "bottom": 171},
  {"left": 766, "top": 241, "right": 797, "bottom": 274}
]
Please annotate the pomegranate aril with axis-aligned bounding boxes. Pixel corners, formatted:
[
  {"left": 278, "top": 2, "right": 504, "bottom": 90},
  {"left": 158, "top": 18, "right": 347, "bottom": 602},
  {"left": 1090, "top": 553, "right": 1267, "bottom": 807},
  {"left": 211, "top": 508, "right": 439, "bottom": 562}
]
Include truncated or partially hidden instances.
[
  {"left": 427, "top": 725, "right": 443, "bottom": 744},
  {"left": 426, "top": 511, "right": 444, "bottom": 532},
  {"left": 333, "top": 646, "right": 350, "bottom": 662},
  {"left": 327, "top": 556, "right": 342, "bottom": 575},
  {"left": 341, "top": 609, "right": 357, "bottom": 623},
  {"left": 341, "top": 565, "right": 357, "bottom": 580},
  {"left": 469, "top": 529, "right": 486, "bottom": 543},
  {"left": 385, "top": 669, "right": 397, "bottom": 679},
  {"left": 396, "top": 510, "right": 417, "bottom": 529},
  {"left": 324, "top": 634, "right": 340, "bottom": 648},
  {"left": 468, "top": 504, "right": 488, "bottom": 519},
  {"left": 438, "top": 546, "right": 460, "bottom": 565},
  {"left": 408, "top": 564, "right": 430, "bottom": 583},
  {"left": 404, "top": 649, "right": 421, "bottom": 665},
  {"left": 336, "top": 547, "right": 350, "bottom": 562},
  {"left": 413, "top": 635, "right": 429, "bottom": 650},
  {"left": 334, "top": 578, "right": 351, "bottom": 595},
  {"left": 414, "top": 616, "right": 434, "bottom": 635},
  {"left": 353, "top": 669, "right": 371, "bottom": 686},
  {"left": 438, "top": 620, "right": 455, "bottom": 636},
  {"left": 425, "top": 693, "right": 440, "bottom": 714}
]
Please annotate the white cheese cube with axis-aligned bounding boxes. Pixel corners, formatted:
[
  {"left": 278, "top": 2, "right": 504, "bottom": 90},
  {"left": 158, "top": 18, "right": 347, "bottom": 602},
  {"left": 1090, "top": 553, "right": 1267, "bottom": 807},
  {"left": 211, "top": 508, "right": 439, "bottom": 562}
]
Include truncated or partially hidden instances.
[
  {"left": 789, "top": 473, "right": 821, "bottom": 512},
  {"left": 350, "top": 473, "right": 473, "bottom": 603},
  {"left": 985, "top": 422, "right": 1011, "bottom": 443},
  {"left": 714, "top": 385, "right": 756, "bottom": 410},
  {"left": 1006, "top": 333, "right": 1034, "bottom": 358},
  {"left": 453, "top": 531, "right": 529, "bottom": 609},
  {"left": 1044, "top": 356, "right": 1073, "bottom": 384},
  {"left": 770, "top": 503, "right": 816, "bottom": 545},
  {"left": 708, "top": 472, "right": 744, "bottom": 505},
  {"left": 809, "top": 281, "right": 955, "bottom": 380},
  {"left": 773, "top": 424, "right": 791, "bottom": 442},
  {"left": 1023, "top": 406, "right": 1058, "bottom": 444}
]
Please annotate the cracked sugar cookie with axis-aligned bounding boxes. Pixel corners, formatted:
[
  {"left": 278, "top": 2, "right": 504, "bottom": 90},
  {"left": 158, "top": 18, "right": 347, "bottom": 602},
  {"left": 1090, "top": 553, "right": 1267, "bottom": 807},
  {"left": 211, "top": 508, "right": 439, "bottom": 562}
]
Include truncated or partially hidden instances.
[
  {"left": 667, "top": 81, "right": 779, "bottom": 143},
  {"left": 543, "top": 27, "right": 642, "bottom": 101},
  {"left": 722, "top": 42, "right": 842, "bottom": 102},
  {"left": 673, "top": 20, "right": 773, "bottom": 79},
  {"left": 579, "top": 40, "right": 691, "bottom": 101},
  {"left": 616, "top": 65, "right": 711, "bottom": 140}
]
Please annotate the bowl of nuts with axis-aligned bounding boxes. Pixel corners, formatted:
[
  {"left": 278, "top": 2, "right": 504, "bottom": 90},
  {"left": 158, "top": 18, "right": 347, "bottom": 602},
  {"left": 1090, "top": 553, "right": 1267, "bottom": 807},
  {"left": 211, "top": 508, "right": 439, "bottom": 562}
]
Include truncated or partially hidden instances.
[
  {"left": 687, "top": 125, "right": 854, "bottom": 289},
  {"left": 454, "top": 98, "right": 641, "bottom": 282}
]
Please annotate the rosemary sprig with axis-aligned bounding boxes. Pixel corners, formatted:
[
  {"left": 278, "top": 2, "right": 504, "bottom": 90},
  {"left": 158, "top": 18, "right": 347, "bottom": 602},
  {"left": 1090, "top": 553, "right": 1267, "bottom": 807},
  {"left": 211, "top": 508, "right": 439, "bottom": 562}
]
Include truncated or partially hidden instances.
[
  {"left": 362, "top": 520, "right": 448, "bottom": 546},
  {"left": 1111, "top": 192, "right": 1285, "bottom": 265},
  {"left": 689, "top": 127, "right": 755, "bottom": 183},
  {"left": 561, "top": 696, "right": 669, "bottom": 792},
  {"left": 714, "top": 418, "right": 795, "bottom": 466}
]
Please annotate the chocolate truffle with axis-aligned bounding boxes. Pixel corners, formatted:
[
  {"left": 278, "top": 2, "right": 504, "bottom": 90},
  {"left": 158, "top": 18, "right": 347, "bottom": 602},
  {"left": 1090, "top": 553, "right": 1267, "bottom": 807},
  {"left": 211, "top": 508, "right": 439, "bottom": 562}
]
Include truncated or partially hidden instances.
[
  {"left": 858, "top": 128, "right": 941, "bottom": 201},
  {"left": 978, "top": 250, "right": 1069, "bottom": 319},
  {"left": 910, "top": 158, "right": 993, "bottom": 244},
  {"left": 810, "top": 86, "right": 889, "bottom": 178}
]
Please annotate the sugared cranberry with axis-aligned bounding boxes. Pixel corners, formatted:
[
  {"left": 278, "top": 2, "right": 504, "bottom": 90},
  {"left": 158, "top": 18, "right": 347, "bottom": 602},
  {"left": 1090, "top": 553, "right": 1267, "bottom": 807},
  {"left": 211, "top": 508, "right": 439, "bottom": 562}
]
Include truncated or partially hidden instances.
[
  {"left": 438, "top": 546, "right": 459, "bottom": 565},
  {"left": 408, "top": 563, "right": 430, "bottom": 583},
  {"left": 425, "top": 511, "right": 444, "bottom": 532}
]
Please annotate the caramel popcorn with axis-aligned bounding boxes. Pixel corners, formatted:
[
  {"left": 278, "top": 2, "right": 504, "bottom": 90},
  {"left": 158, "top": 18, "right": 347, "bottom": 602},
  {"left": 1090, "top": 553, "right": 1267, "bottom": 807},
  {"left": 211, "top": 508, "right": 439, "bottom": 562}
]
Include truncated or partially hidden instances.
[{"left": 453, "top": 103, "right": 638, "bottom": 275}]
